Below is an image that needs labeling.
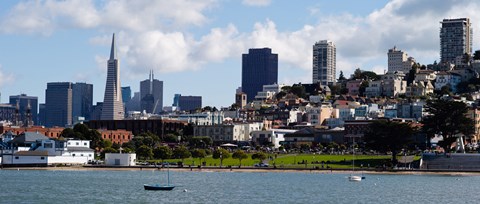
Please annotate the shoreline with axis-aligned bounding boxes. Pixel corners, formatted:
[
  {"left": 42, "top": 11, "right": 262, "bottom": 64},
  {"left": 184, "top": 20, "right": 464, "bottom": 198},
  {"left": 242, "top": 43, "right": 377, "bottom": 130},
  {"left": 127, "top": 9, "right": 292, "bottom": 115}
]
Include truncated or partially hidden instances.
[{"left": 3, "top": 165, "right": 480, "bottom": 176}]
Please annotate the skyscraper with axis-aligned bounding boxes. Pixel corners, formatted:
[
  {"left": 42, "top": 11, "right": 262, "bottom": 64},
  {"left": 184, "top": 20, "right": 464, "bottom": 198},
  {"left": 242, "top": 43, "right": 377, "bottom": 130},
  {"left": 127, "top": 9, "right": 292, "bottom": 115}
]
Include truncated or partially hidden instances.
[
  {"left": 9, "top": 94, "right": 38, "bottom": 126},
  {"left": 121, "top": 86, "right": 131, "bottom": 103},
  {"left": 178, "top": 95, "right": 202, "bottom": 112},
  {"left": 101, "top": 33, "right": 124, "bottom": 120},
  {"left": 72, "top": 83, "right": 93, "bottom": 121},
  {"left": 140, "top": 70, "right": 163, "bottom": 114},
  {"left": 45, "top": 82, "right": 72, "bottom": 127},
  {"left": 440, "top": 18, "right": 472, "bottom": 63},
  {"left": 242, "top": 48, "right": 278, "bottom": 102},
  {"left": 312, "top": 40, "right": 336, "bottom": 86}
]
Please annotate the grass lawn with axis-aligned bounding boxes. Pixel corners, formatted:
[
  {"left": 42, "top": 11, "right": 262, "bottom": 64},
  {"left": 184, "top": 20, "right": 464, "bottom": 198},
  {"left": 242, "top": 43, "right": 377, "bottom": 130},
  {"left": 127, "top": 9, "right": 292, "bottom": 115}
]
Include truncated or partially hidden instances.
[{"left": 147, "top": 153, "right": 417, "bottom": 169}]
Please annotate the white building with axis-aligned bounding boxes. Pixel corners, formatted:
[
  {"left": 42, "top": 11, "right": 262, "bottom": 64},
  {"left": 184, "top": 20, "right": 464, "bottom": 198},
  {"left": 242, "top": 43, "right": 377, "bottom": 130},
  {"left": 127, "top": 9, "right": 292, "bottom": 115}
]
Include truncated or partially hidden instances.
[
  {"left": 255, "top": 84, "right": 285, "bottom": 101},
  {"left": 250, "top": 129, "right": 297, "bottom": 148},
  {"left": 193, "top": 122, "right": 264, "bottom": 142},
  {"left": 313, "top": 40, "right": 336, "bottom": 86},
  {"left": 388, "top": 46, "right": 415, "bottom": 73},
  {"left": 1, "top": 132, "right": 94, "bottom": 166},
  {"left": 105, "top": 153, "right": 136, "bottom": 166}
]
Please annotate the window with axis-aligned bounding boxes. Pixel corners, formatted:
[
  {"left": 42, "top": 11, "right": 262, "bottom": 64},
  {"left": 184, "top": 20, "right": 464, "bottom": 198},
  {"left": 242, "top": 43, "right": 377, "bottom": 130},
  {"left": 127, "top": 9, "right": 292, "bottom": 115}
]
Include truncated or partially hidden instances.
[
  {"left": 44, "top": 143, "right": 53, "bottom": 148},
  {"left": 72, "top": 154, "right": 76, "bottom": 156},
  {"left": 15, "top": 156, "right": 19, "bottom": 159},
  {"left": 89, "top": 154, "right": 92, "bottom": 157},
  {"left": 84, "top": 143, "right": 87, "bottom": 146},
  {"left": 41, "top": 157, "right": 45, "bottom": 160},
  {"left": 76, "top": 142, "right": 79, "bottom": 145},
  {"left": 81, "top": 154, "right": 84, "bottom": 156}
]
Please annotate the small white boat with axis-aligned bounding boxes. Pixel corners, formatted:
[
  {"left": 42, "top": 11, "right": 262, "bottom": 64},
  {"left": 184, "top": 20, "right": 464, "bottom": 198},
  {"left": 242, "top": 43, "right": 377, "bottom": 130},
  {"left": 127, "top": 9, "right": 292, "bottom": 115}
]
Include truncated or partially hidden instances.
[
  {"left": 348, "top": 137, "right": 364, "bottom": 182},
  {"left": 348, "top": 175, "right": 362, "bottom": 182}
]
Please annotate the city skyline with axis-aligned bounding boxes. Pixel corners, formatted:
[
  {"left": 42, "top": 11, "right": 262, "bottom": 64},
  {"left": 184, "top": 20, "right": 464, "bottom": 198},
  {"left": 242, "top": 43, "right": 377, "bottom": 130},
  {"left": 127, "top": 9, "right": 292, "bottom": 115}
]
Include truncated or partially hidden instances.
[{"left": 2, "top": 1, "right": 480, "bottom": 108}]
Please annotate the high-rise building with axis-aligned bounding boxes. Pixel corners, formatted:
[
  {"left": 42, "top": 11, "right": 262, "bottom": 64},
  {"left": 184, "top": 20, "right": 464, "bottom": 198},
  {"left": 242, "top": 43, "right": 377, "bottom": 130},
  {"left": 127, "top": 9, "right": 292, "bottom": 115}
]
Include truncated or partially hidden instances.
[
  {"left": 140, "top": 70, "right": 163, "bottom": 114},
  {"left": 38, "top": 103, "right": 46, "bottom": 126},
  {"left": 440, "top": 18, "right": 472, "bottom": 63},
  {"left": 312, "top": 40, "right": 336, "bottom": 86},
  {"left": 45, "top": 82, "right": 72, "bottom": 127},
  {"left": 72, "top": 83, "right": 93, "bottom": 121},
  {"left": 172, "top": 94, "right": 181, "bottom": 107},
  {"left": 178, "top": 95, "right": 202, "bottom": 112},
  {"left": 9, "top": 94, "right": 38, "bottom": 126},
  {"left": 121, "top": 86, "right": 131, "bottom": 103},
  {"left": 242, "top": 48, "right": 278, "bottom": 102},
  {"left": 101, "top": 33, "right": 124, "bottom": 120},
  {"left": 387, "top": 46, "right": 415, "bottom": 74}
]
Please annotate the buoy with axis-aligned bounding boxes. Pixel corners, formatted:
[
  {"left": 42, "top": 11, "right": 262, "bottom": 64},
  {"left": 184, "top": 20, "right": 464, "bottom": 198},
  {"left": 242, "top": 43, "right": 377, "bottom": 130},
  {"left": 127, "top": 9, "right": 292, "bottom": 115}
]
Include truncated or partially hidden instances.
[
  {"left": 183, "top": 189, "right": 188, "bottom": 192},
  {"left": 17, "top": 168, "right": 19, "bottom": 171}
]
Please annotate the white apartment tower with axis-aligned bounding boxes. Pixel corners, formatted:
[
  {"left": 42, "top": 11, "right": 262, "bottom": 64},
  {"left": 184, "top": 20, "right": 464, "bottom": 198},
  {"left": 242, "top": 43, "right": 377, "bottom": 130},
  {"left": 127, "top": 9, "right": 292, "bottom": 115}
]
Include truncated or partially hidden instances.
[
  {"left": 313, "top": 40, "right": 336, "bottom": 86},
  {"left": 387, "top": 46, "right": 415, "bottom": 74},
  {"left": 101, "top": 33, "right": 124, "bottom": 120}
]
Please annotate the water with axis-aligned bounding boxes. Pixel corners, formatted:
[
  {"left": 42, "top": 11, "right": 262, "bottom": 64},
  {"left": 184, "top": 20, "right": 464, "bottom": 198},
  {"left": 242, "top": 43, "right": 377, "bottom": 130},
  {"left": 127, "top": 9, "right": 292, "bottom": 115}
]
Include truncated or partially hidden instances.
[{"left": 0, "top": 169, "right": 478, "bottom": 203}]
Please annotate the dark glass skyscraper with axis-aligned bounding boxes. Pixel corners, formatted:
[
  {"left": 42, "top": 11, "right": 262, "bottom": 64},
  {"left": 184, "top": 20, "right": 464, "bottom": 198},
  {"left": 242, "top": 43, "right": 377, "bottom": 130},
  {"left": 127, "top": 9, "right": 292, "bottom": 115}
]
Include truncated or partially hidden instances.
[
  {"left": 72, "top": 83, "right": 93, "bottom": 121},
  {"left": 45, "top": 82, "right": 72, "bottom": 127},
  {"left": 178, "top": 95, "right": 202, "bottom": 112},
  {"left": 241, "top": 48, "right": 278, "bottom": 102}
]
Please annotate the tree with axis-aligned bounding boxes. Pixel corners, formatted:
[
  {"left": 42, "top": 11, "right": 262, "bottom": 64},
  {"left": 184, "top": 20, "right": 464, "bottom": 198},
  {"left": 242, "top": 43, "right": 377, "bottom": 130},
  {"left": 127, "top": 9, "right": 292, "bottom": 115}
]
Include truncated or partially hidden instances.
[
  {"left": 290, "top": 85, "right": 306, "bottom": 99},
  {"left": 251, "top": 152, "right": 267, "bottom": 163},
  {"left": 359, "top": 81, "right": 369, "bottom": 96},
  {"left": 163, "top": 134, "right": 178, "bottom": 143},
  {"left": 406, "top": 66, "right": 417, "bottom": 85},
  {"left": 173, "top": 145, "right": 191, "bottom": 163},
  {"left": 351, "top": 68, "right": 363, "bottom": 79},
  {"left": 188, "top": 136, "right": 212, "bottom": 148},
  {"left": 474, "top": 50, "right": 480, "bottom": 60},
  {"left": 191, "top": 149, "right": 207, "bottom": 165},
  {"left": 213, "top": 148, "right": 230, "bottom": 167},
  {"left": 232, "top": 150, "right": 248, "bottom": 167},
  {"left": 364, "top": 120, "right": 416, "bottom": 165},
  {"left": 136, "top": 145, "right": 153, "bottom": 160},
  {"left": 338, "top": 71, "right": 346, "bottom": 81},
  {"left": 422, "top": 100, "right": 474, "bottom": 152},
  {"left": 153, "top": 146, "right": 172, "bottom": 162},
  {"left": 60, "top": 128, "right": 76, "bottom": 138}
]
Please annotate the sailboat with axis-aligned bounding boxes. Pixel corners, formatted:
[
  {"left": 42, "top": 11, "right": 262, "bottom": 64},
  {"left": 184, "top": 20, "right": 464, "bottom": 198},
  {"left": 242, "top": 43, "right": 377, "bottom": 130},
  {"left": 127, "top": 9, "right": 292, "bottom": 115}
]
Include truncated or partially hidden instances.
[
  {"left": 144, "top": 164, "right": 175, "bottom": 191},
  {"left": 348, "top": 137, "right": 364, "bottom": 182}
]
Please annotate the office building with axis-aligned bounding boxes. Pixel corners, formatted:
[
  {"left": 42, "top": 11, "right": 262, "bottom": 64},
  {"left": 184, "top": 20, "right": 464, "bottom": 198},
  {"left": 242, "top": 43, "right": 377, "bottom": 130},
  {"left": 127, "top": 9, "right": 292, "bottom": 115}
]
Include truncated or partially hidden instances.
[
  {"left": 9, "top": 94, "right": 38, "bottom": 126},
  {"left": 72, "top": 83, "right": 93, "bottom": 121},
  {"left": 242, "top": 48, "right": 278, "bottom": 102},
  {"left": 387, "top": 46, "right": 415, "bottom": 74},
  {"left": 440, "top": 18, "right": 472, "bottom": 63},
  {"left": 140, "top": 70, "right": 163, "bottom": 114},
  {"left": 101, "top": 33, "right": 124, "bottom": 120},
  {"left": 121, "top": 86, "right": 131, "bottom": 103},
  {"left": 313, "top": 40, "right": 336, "bottom": 86},
  {"left": 45, "top": 82, "right": 72, "bottom": 127},
  {"left": 178, "top": 95, "right": 202, "bottom": 112}
]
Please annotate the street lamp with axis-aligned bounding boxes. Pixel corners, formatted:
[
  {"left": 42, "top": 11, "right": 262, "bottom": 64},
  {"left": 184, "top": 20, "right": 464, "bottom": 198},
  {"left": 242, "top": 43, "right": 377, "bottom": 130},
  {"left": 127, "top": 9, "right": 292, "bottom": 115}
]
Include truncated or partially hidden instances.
[{"left": 220, "top": 151, "right": 223, "bottom": 168}]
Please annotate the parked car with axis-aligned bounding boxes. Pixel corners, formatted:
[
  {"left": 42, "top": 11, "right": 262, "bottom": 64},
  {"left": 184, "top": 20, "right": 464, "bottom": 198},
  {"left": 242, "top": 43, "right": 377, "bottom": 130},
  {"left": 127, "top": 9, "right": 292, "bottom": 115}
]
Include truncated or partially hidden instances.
[{"left": 254, "top": 163, "right": 269, "bottom": 167}]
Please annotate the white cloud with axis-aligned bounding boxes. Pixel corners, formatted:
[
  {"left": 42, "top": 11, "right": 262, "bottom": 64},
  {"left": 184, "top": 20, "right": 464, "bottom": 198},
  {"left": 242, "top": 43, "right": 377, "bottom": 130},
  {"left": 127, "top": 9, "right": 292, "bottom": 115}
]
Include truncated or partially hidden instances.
[
  {"left": 242, "top": 0, "right": 271, "bottom": 7},
  {"left": 0, "top": 65, "right": 15, "bottom": 88},
  {"left": 4, "top": 0, "right": 480, "bottom": 81}
]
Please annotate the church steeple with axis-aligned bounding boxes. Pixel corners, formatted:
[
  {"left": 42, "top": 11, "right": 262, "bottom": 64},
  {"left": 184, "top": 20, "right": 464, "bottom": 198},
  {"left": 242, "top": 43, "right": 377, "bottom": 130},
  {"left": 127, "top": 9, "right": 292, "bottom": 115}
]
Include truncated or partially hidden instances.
[{"left": 110, "top": 33, "right": 117, "bottom": 60}]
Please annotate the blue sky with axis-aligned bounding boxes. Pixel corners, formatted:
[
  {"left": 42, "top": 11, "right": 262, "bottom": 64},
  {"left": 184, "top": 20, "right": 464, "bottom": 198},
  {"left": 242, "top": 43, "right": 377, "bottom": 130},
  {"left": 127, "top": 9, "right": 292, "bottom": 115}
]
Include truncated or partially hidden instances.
[{"left": 0, "top": 0, "right": 479, "bottom": 108}]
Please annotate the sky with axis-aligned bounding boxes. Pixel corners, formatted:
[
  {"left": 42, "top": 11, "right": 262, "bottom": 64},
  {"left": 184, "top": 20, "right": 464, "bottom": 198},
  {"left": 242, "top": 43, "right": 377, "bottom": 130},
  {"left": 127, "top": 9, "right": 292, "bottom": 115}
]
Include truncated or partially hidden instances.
[{"left": 1, "top": 0, "right": 480, "bottom": 109}]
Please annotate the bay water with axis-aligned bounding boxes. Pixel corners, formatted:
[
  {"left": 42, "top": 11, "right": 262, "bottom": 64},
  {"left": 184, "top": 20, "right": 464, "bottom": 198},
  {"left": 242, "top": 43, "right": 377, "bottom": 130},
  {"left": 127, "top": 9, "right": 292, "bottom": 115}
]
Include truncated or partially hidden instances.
[{"left": 0, "top": 169, "right": 477, "bottom": 203}]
